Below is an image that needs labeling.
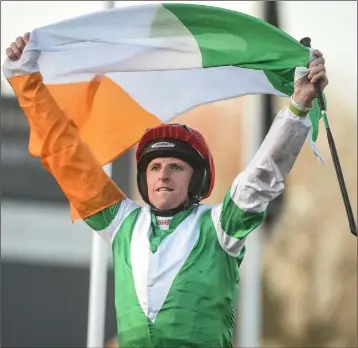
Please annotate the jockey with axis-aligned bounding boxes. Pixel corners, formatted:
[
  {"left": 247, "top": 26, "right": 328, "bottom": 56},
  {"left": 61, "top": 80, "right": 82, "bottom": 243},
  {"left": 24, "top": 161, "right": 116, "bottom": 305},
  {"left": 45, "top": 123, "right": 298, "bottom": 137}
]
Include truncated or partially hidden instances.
[{"left": 4, "top": 32, "right": 328, "bottom": 347}]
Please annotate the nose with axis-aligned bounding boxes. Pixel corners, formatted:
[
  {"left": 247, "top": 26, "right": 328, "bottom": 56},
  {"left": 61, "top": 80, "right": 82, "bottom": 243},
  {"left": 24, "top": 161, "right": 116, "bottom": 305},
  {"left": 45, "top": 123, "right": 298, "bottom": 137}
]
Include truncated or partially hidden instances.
[{"left": 158, "top": 166, "right": 170, "bottom": 181}]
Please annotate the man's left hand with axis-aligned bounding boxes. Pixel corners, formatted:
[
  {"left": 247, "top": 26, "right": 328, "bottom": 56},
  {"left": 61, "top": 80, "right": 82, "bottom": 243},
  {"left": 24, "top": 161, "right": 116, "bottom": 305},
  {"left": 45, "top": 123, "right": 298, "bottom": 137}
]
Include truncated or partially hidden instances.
[{"left": 292, "top": 49, "right": 329, "bottom": 108}]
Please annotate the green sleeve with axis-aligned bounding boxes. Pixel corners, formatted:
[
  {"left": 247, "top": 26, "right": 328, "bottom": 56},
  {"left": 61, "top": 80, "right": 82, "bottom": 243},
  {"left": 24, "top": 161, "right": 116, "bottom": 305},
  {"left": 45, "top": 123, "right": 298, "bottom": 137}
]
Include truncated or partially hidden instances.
[
  {"left": 85, "top": 201, "right": 122, "bottom": 231},
  {"left": 210, "top": 188, "right": 266, "bottom": 258},
  {"left": 84, "top": 198, "right": 141, "bottom": 244},
  {"left": 220, "top": 188, "right": 266, "bottom": 241}
]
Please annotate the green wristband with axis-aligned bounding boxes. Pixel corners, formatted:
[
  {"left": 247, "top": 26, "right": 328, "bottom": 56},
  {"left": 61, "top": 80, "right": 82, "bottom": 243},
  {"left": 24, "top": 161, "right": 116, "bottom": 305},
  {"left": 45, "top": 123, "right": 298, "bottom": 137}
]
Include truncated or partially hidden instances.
[{"left": 289, "top": 103, "right": 308, "bottom": 118}]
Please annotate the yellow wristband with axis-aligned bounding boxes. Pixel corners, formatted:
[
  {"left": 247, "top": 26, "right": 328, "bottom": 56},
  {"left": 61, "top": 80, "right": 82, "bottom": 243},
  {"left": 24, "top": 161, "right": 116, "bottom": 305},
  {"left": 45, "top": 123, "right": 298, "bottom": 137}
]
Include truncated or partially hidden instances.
[{"left": 289, "top": 102, "right": 308, "bottom": 118}]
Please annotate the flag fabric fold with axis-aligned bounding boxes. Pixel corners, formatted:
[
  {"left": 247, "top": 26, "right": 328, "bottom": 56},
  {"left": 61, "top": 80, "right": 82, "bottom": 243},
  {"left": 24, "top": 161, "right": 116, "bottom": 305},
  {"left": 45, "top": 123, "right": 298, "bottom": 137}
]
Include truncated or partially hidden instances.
[{"left": 6, "top": 3, "right": 323, "bottom": 166}]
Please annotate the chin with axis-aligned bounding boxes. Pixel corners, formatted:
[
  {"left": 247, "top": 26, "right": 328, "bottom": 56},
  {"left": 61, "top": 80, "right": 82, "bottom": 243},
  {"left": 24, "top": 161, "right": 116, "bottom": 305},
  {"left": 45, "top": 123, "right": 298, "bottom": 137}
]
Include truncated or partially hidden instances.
[
  {"left": 153, "top": 202, "right": 178, "bottom": 211},
  {"left": 151, "top": 198, "right": 182, "bottom": 211}
]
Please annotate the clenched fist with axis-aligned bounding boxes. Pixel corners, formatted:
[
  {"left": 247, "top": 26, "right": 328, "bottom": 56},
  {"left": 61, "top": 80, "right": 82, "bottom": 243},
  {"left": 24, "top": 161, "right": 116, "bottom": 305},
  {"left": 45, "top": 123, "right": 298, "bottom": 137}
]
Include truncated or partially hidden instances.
[{"left": 293, "top": 49, "right": 329, "bottom": 108}]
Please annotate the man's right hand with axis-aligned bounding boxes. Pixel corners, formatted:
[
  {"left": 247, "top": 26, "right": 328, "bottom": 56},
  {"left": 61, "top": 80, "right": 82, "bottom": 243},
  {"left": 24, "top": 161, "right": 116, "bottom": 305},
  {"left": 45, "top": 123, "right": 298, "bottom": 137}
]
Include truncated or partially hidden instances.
[{"left": 6, "top": 33, "right": 30, "bottom": 61}]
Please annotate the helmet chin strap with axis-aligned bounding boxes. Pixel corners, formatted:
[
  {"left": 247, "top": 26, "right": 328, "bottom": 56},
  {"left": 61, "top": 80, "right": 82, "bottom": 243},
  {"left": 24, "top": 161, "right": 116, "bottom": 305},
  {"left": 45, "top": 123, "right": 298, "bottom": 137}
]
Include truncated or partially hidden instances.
[{"left": 150, "top": 195, "right": 201, "bottom": 217}]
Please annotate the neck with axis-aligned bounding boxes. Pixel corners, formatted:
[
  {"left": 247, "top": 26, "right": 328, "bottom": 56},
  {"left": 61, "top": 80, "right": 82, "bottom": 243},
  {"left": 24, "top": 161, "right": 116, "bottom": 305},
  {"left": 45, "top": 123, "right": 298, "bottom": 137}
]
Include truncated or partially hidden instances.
[{"left": 150, "top": 200, "right": 195, "bottom": 216}]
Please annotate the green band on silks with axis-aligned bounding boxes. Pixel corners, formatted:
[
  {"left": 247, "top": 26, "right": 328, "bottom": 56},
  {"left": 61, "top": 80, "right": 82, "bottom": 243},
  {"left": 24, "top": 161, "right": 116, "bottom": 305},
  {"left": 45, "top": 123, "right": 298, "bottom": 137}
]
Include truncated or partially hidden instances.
[{"left": 289, "top": 102, "right": 308, "bottom": 118}]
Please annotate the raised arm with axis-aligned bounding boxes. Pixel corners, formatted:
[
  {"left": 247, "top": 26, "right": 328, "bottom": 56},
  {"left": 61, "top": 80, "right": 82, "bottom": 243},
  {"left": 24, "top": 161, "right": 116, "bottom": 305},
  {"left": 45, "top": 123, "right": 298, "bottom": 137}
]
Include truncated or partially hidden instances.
[
  {"left": 3, "top": 33, "right": 135, "bottom": 243},
  {"left": 211, "top": 49, "right": 329, "bottom": 258}
]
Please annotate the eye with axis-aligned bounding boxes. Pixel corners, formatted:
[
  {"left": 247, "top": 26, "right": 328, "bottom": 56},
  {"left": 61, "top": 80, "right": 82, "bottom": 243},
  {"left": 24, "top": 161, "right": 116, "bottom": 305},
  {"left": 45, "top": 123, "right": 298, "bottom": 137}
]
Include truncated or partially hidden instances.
[
  {"left": 149, "top": 164, "right": 160, "bottom": 171},
  {"left": 170, "top": 164, "right": 184, "bottom": 171}
]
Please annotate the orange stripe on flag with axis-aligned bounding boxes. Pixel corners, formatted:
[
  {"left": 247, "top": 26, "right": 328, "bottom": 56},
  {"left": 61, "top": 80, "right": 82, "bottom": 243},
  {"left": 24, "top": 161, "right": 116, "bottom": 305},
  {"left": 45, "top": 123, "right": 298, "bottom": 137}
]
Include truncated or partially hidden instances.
[
  {"left": 46, "top": 77, "right": 101, "bottom": 129},
  {"left": 45, "top": 76, "right": 161, "bottom": 165}
]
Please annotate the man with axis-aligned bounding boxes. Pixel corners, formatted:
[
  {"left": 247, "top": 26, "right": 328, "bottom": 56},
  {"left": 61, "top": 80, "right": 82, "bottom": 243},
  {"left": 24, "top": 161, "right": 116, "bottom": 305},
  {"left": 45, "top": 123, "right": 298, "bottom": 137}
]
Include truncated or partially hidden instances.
[{"left": 4, "top": 33, "right": 328, "bottom": 347}]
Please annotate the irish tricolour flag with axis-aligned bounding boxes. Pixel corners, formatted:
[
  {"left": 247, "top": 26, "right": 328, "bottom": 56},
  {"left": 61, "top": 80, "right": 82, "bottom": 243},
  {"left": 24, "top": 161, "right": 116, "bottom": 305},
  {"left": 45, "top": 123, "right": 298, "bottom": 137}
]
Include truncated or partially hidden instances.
[{"left": 10, "top": 3, "right": 322, "bottom": 165}]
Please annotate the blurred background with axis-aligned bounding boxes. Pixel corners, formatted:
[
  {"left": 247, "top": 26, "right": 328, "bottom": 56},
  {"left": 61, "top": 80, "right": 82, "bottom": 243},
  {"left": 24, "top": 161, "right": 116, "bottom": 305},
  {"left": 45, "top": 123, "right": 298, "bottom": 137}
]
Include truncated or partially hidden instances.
[{"left": 1, "top": 1, "right": 357, "bottom": 347}]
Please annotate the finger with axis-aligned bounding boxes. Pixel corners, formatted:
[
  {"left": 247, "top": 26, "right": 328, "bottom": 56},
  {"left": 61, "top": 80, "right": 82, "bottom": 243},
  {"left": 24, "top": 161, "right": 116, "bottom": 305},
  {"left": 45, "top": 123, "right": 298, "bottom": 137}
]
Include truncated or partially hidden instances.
[
  {"left": 10, "top": 42, "right": 22, "bottom": 59},
  {"left": 320, "top": 77, "right": 329, "bottom": 90},
  {"left": 6, "top": 47, "right": 17, "bottom": 61},
  {"left": 308, "top": 64, "right": 326, "bottom": 80},
  {"left": 15, "top": 36, "right": 26, "bottom": 51},
  {"left": 311, "top": 49, "right": 323, "bottom": 59},
  {"left": 310, "top": 71, "right": 327, "bottom": 85},
  {"left": 295, "top": 75, "right": 309, "bottom": 87},
  {"left": 310, "top": 56, "right": 325, "bottom": 68},
  {"left": 23, "top": 32, "right": 31, "bottom": 44}
]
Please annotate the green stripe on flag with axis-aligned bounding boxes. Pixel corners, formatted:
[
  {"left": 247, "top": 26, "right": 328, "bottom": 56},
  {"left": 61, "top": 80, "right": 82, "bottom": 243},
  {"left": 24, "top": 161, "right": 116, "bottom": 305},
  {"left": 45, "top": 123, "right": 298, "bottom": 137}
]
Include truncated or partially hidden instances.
[
  {"left": 163, "top": 3, "right": 323, "bottom": 141},
  {"left": 163, "top": 3, "right": 310, "bottom": 72}
]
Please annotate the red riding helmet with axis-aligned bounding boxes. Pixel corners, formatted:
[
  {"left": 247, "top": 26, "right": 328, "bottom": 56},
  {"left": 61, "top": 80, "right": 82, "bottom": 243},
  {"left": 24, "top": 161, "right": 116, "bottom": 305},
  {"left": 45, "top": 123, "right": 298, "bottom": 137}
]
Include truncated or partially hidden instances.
[{"left": 136, "top": 123, "right": 215, "bottom": 208}]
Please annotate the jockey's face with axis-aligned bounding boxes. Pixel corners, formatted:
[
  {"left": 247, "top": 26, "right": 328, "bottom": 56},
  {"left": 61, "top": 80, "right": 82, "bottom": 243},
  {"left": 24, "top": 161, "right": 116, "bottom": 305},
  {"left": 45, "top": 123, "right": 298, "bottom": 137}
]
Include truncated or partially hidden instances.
[{"left": 146, "top": 157, "right": 194, "bottom": 211}]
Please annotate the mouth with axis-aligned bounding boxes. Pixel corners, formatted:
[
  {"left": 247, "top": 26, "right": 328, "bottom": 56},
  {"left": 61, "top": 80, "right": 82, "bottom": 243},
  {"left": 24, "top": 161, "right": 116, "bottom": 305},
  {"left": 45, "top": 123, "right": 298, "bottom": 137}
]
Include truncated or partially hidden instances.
[{"left": 156, "top": 187, "right": 174, "bottom": 192}]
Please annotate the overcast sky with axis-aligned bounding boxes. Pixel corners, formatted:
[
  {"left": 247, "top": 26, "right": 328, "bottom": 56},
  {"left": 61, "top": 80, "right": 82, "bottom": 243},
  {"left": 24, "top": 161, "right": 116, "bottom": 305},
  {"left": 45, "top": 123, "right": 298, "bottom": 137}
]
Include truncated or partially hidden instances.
[{"left": 1, "top": 1, "right": 357, "bottom": 108}]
